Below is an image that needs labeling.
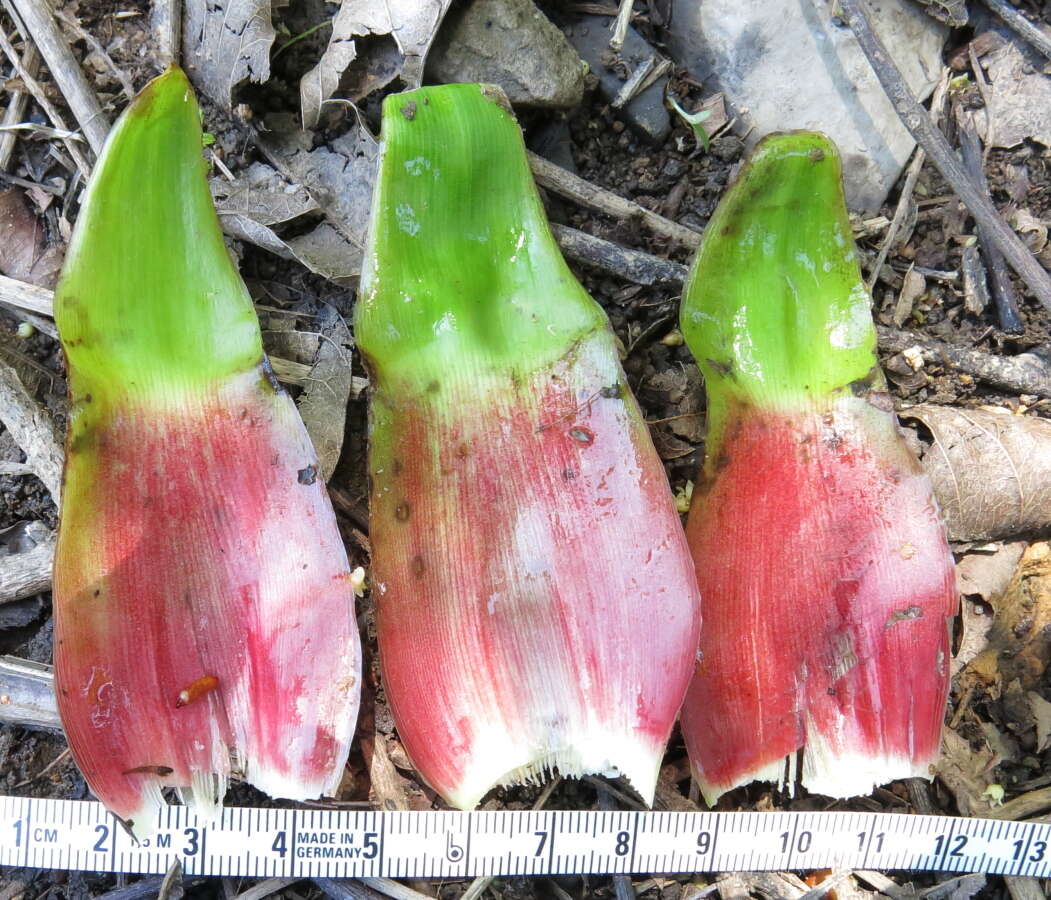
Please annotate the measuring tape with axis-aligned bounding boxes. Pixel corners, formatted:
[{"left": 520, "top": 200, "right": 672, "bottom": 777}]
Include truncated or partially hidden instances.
[{"left": 1, "top": 798, "right": 1048, "bottom": 879}]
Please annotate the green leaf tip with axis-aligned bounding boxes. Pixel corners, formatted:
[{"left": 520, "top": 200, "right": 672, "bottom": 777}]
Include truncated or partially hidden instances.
[
  {"left": 356, "top": 83, "right": 606, "bottom": 385},
  {"left": 680, "top": 131, "right": 878, "bottom": 419},
  {"left": 55, "top": 66, "right": 262, "bottom": 399}
]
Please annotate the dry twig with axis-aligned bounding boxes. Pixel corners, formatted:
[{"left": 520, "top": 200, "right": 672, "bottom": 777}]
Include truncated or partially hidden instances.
[
  {"left": 528, "top": 151, "right": 701, "bottom": 249},
  {"left": 0, "top": 655, "right": 60, "bottom": 731},
  {"left": 3, "top": 0, "right": 110, "bottom": 154},
  {"left": 866, "top": 69, "right": 949, "bottom": 294},
  {"left": 978, "top": 0, "right": 1051, "bottom": 63},
  {"left": 150, "top": 0, "right": 182, "bottom": 70},
  {"left": 610, "top": 0, "right": 634, "bottom": 51},
  {"left": 0, "top": 530, "right": 54, "bottom": 605},
  {"left": 550, "top": 223, "right": 689, "bottom": 285},
  {"left": 0, "top": 356, "right": 62, "bottom": 498},
  {"left": 0, "top": 273, "right": 325, "bottom": 387},
  {"left": 52, "top": 8, "right": 135, "bottom": 103},
  {"left": 0, "top": 24, "right": 91, "bottom": 177},
  {"left": 838, "top": 0, "right": 1051, "bottom": 313},
  {"left": 358, "top": 879, "right": 433, "bottom": 900},
  {"left": 1004, "top": 875, "right": 1047, "bottom": 900},
  {"left": 877, "top": 325, "right": 1051, "bottom": 397},
  {"left": 234, "top": 878, "right": 300, "bottom": 900},
  {"left": 314, "top": 881, "right": 385, "bottom": 900},
  {"left": 0, "top": 43, "right": 37, "bottom": 172},
  {"left": 957, "top": 106, "right": 1024, "bottom": 333}
]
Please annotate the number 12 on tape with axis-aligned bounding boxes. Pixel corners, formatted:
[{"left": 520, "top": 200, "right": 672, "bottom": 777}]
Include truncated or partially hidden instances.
[{"left": 0, "top": 799, "right": 1049, "bottom": 878}]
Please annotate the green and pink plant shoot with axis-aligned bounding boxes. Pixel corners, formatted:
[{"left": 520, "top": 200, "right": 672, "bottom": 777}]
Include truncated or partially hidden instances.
[
  {"left": 52, "top": 68, "right": 361, "bottom": 837},
  {"left": 356, "top": 83, "right": 702, "bottom": 809},
  {"left": 678, "top": 132, "right": 957, "bottom": 803}
]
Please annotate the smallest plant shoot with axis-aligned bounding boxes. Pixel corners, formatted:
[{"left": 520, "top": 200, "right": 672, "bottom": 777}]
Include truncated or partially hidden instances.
[{"left": 677, "top": 131, "right": 957, "bottom": 803}]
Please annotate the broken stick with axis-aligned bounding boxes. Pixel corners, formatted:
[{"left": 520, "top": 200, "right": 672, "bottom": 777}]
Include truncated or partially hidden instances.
[
  {"left": 3, "top": 0, "right": 109, "bottom": 154},
  {"left": 0, "top": 533, "right": 54, "bottom": 606},
  {"left": 978, "top": 0, "right": 1051, "bottom": 64},
  {"left": 877, "top": 325, "right": 1051, "bottom": 397},
  {"left": 551, "top": 222, "right": 689, "bottom": 285},
  {"left": 0, "top": 43, "right": 37, "bottom": 172},
  {"left": 0, "top": 23, "right": 91, "bottom": 178},
  {"left": 0, "top": 357, "right": 62, "bottom": 499},
  {"left": 957, "top": 108, "right": 1024, "bottom": 333},
  {"left": 0, "top": 655, "right": 60, "bottom": 731},
  {"left": 529, "top": 151, "right": 701, "bottom": 249}
]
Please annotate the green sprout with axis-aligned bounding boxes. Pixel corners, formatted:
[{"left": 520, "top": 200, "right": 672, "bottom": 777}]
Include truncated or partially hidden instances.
[{"left": 668, "top": 96, "right": 712, "bottom": 152}]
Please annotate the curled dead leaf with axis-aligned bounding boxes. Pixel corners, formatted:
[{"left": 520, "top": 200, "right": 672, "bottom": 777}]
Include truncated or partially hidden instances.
[
  {"left": 1010, "top": 209, "right": 1048, "bottom": 254},
  {"left": 299, "top": 0, "right": 453, "bottom": 129},
  {"left": 893, "top": 264, "right": 925, "bottom": 327},
  {"left": 212, "top": 162, "right": 317, "bottom": 225},
  {"left": 902, "top": 405, "right": 1051, "bottom": 542},
  {"left": 935, "top": 728, "right": 997, "bottom": 817},
  {"left": 183, "top": 0, "right": 276, "bottom": 108},
  {"left": 258, "top": 121, "right": 378, "bottom": 276},
  {"left": 0, "top": 190, "right": 62, "bottom": 288}
]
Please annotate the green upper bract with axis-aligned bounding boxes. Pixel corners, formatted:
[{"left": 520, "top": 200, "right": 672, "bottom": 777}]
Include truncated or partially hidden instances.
[
  {"left": 679, "top": 132, "right": 878, "bottom": 433},
  {"left": 55, "top": 67, "right": 262, "bottom": 399},
  {"left": 356, "top": 84, "right": 607, "bottom": 385}
]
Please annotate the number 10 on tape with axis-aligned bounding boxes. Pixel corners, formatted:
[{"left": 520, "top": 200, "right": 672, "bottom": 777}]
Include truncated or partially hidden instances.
[{"left": 0, "top": 798, "right": 1049, "bottom": 879}]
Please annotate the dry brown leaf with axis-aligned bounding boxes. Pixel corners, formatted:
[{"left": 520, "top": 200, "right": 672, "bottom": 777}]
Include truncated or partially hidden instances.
[
  {"left": 365, "top": 731, "right": 411, "bottom": 811},
  {"left": 952, "top": 597, "right": 996, "bottom": 677},
  {"left": 935, "top": 728, "right": 997, "bottom": 817},
  {"left": 260, "top": 120, "right": 378, "bottom": 275},
  {"left": 962, "top": 542, "right": 1051, "bottom": 692},
  {"left": 296, "top": 307, "right": 354, "bottom": 481},
  {"left": 956, "top": 542, "right": 1027, "bottom": 602},
  {"left": 0, "top": 190, "right": 62, "bottom": 288},
  {"left": 646, "top": 365, "right": 705, "bottom": 443},
  {"left": 299, "top": 0, "right": 453, "bottom": 129},
  {"left": 212, "top": 162, "right": 317, "bottom": 225},
  {"left": 183, "top": 0, "right": 278, "bottom": 108},
  {"left": 1011, "top": 209, "right": 1048, "bottom": 253},
  {"left": 222, "top": 215, "right": 359, "bottom": 283},
  {"left": 649, "top": 424, "right": 695, "bottom": 460},
  {"left": 952, "top": 543, "right": 1026, "bottom": 676},
  {"left": 961, "top": 244, "right": 989, "bottom": 316},
  {"left": 903, "top": 405, "right": 1051, "bottom": 541},
  {"left": 1027, "top": 690, "right": 1051, "bottom": 752},
  {"left": 982, "top": 39, "right": 1051, "bottom": 149},
  {"left": 654, "top": 763, "right": 700, "bottom": 812}
]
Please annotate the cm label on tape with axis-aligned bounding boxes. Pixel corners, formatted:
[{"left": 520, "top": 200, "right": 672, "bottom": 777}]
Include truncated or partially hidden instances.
[{"left": 0, "top": 798, "right": 1050, "bottom": 879}]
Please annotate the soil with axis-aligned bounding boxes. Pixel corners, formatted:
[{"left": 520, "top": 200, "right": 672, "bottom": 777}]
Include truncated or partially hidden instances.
[{"left": 0, "top": 1, "right": 1049, "bottom": 898}]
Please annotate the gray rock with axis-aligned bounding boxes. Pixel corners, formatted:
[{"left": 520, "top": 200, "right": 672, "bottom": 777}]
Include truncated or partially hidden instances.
[
  {"left": 566, "top": 16, "right": 671, "bottom": 144},
  {"left": 665, "top": 0, "right": 948, "bottom": 212},
  {"left": 426, "top": 0, "right": 586, "bottom": 109}
]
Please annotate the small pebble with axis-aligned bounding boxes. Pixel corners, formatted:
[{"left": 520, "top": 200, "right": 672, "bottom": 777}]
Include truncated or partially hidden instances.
[
  {"left": 660, "top": 329, "right": 684, "bottom": 347},
  {"left": 902, "top": 346, "right": 925, "bottom": 371}
]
